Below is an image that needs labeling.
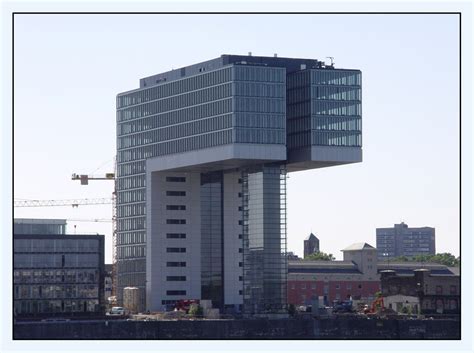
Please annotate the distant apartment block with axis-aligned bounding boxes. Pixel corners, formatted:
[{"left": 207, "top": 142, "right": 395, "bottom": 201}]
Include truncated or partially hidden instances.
[
  {"left": 376, "top": 222, "right": 435, "bottom": 260},
  {"left": 304, "top": 232, "right": 320, "bottom": 258},
  {"left": 13, "top": 219, "right": 105, "bottom": 317}
]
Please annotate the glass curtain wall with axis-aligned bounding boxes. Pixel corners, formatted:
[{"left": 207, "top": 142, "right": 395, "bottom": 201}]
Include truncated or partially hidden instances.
[
  {"left": 242, "top": 164, "right": 287, "bottom": 314},
  {"left": 200, "top": 171, "right": 224, "bottom": 309}
]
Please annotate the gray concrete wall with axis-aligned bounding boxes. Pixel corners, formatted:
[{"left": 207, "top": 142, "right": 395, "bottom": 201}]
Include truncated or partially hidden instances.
[{"left": 14, "top": 317, "right": 460, "bottom": 339}]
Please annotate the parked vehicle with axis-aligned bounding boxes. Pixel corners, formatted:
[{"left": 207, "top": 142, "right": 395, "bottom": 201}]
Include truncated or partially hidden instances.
[{"left": 110, "top": 306, "right": 126, "bottom": 315}]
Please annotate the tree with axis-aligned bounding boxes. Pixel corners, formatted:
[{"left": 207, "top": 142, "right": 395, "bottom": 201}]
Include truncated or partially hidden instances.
[
  {"left": 304, "top": 252, "right": 335, "bottom": 261},
  {"left": 391, "top": 253, "right": 460, "bottom": 267},
  {"left": 188, "top": 304, "right": 203, "bottom": 317}
]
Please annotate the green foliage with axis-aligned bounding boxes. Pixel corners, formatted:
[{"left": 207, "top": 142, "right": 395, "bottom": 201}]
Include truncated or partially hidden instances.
[
  {"left": 391, "top": 253, "right": 459, "bottom": 267},
  {"left": 374, "top": 291, "right": 382, "bottom": 298},
  {"left": 188, "top": 304, "right": 203, "bottom": 317},
  {"left": 304, "top": 252, "right": 335, "bottom": 261}
]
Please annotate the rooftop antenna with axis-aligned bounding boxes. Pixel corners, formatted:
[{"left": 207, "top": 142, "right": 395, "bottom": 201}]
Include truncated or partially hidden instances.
[{"left": 326, "top": 56, "right": 335, "bottom": 66}]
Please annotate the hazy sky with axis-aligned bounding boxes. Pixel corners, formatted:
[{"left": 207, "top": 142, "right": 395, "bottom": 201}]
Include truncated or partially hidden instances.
[{"left": 12, "top": 13, "right": 460, "bottom": 263}]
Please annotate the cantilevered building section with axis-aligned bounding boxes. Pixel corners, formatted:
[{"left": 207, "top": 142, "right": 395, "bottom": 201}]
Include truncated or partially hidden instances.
[{"left": 116, "top": 54, "right": 362, "bottom": 314}]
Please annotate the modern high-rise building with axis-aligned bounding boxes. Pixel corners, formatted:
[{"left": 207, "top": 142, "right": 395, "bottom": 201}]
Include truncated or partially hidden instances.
[
  {"left": 376, "top": 222, "right": 436, "bottom": 260},
  {"left": 116, "top": 54, "right": 362, "bottom": 314}
]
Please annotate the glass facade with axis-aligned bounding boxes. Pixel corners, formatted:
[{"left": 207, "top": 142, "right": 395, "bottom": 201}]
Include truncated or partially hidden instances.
[
  {"left": 13, "top": 235, "right": 104, "bottom": 317},
  {"left": 14, "top": 220, "right": 66, "bottom": 235},
  {"left": 287, "top": 69, "right": 362, "bottom": 150},
  {"left": 200, "top": 171, "right": 224, "bottom": 309},
  {"left": 242, "top": 164, "right": 287, "bottom": 314}
]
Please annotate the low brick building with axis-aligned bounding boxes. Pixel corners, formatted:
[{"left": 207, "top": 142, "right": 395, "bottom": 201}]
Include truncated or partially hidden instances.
[{"left": 288, "top": 243, "right": 380, "bottom": 306}]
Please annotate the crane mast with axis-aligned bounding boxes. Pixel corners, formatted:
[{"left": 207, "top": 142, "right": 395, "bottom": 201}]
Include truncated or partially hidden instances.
[{"left": 71, "top": 169, "right": 117, "bottom": 299}]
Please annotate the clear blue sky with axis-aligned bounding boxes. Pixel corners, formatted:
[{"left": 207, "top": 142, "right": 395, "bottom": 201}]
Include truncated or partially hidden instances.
[{"left": 13, "top": 13, "right": 460, "bottom": 263}]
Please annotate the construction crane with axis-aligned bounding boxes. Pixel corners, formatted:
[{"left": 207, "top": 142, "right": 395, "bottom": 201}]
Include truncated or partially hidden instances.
[
  {"left": 14, "top": 198, "right": 112, "bottom": 207},
  {"left": 72, "top": 169, "right": 117, "bottom": 298}
]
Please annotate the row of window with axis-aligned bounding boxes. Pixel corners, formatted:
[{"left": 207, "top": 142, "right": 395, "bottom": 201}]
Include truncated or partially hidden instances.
[
  {"left": 167, "top": 276, "right": 186, "bottom": 281},
  {"left": 14, "top": 254, "right": 99, "bottom": 269},
  {"left": 167, "top": 247, "right": 186, "bottom": 253},
  {"left": 234, "top": 81, "right": 286, "bottom": 98},
  {"left": 116, "top": 243, "right": 146, "bottom": 259},
  {"left": 14, "top": 284, "right": 99, "bottom": 299},
  {"left": 116, "top": 257, "right": 146, "bottom": 273},
  {"left": 166, "top": 233, "right": 186, "bottom": 239},
  {"left": 14, "top": 269, "right": 99, "bottom": 284},
  {"left": 166, "top": 205, "right": 186, "bottom": 211},
  {"left": 166, "top": 219, "right": 186, "bottom": 225},
  {"left": 117, "top": 66, "right": 233, "bottom": 108},
  {"left": 117, "top": 216, "right": 145, "bottom": 232},
  {"left": 311, "top": 70, "right": 361, "bottom": 86},
  {"left": 234, "top": 113, "right": 286, "bottom": 129},
  {"left": 234, "top": 97, "right": 285, "bottom": 113},
  {"left": 14, "top": 239, "right": 99, "bottom": 253},
  {"left": 118, "top": 114, "right": 233, "bottom": 150},
  {"left": 14, "top": 299, "right": 100, "bottom": 314},
  {"left": 116, "top": 161, "right": 145, "bottom": 179},
  {"left": 166, "top": 176, "right": 186, "bottom": 182},
  {"left": 312, "top": 86, "right": 361, "bottom": 101},
  {"left": 287, "top": 130, "right": 362, "bottom": 148},
  {"left": 234, "top": 65, "right": 286, "bottom": 83},
  {"left": 287, "top": 116, "right": 362, "bottom": 134},
  {"left": 116, "top": 231, "right": 145, "bottom": 247},
  {"left": 287, "top": 69, "right": 361, "bottom": 89},
  {"left": 117, "top": 188, "right": 145, "bottom": 204},
  {"left": 167, "top": 261, "right": 186, "bottom": 267},
  {"left": 117, "top": 202, "right": 145, "bottom": 218},
  {"left": 118, "top": 83, "right": 232, "bottom": 121},
  {"left": 166, "top": 190, "right": 186, "bottom": 196},
  {"left": 290, "top": 283, "right": 363, "bottom": 291},
  {"left": 314, "top": 101, "right": 361, "bottom": 116},
  {"left": 234, "top": 128, "right": 285, "bottom": 145},
  {"left": 117, "top": 99, "right": 233, "bottom": 136},
  {"left": 117, "top": 129, "right": 233, "bottom": 163}
]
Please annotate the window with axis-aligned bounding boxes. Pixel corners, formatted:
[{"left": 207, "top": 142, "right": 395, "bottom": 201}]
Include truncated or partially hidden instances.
[
  {"left": 238, "top": 234, "right": 243, "bottom": 239},
  {"left": 238, "top": 248, "right": 243, "bottom": 253},
  {"left": 436, "top": 285, "right": 443, "bottom": 295},
  {"left": 166, "top": 219, "right": 186, "bottom": 225},
  {"left": 239, "top": 290, "right": 243, "bottom": 295},
  {"left": 166, "top": 191, "right": 186, "bottom": 196},
  {"left": 291, "top": 283, "right": 295, "bottom": 290},
  {"left": 166, "top": 290, "right": 186, "bottom": 296},
  {"left": 311, "top": 283, "right": 316, "bottom": 290},
  {"left": 358, "top": 284, "right": 362, "bottom": 289},
  {"left": 301, "top": 283, "right": 306, "bottom": 289},
  {"left": 166, "top": 276, "right": 186, "bottom": 281},
  {"left": 238, "top": 220, "right": 243, "bottom": 225},
  {"left": 238, "top": 192, "right": 242, "bottom": 198},
  {"left": 335, "top": 284, "right": 340, "bottom": 290},
  {"left": 166, "top": 176, "right": 186, "bottom": 182},
  {"left": 239, "top": 276, "right": 243, "bottom": 281},
  {"left": 166, "top": 262, "right": 186, "bottom": 267},
  {"left": 166, "top": 248, "right": 186, "bottom": 253},
  {"left": 238, "top": 206, "right": 243, "bottom": 211},
  {"left": 239, "top": 262, "right": 243, "bottom": 267},
  {"left": 450, "top": 285, "right": 457, "bottom": 295},
  {"left": 166, "top": 205, "right": 186, "bottom": 210},
  {"left": 166, "top": 233, "right": 186, "bottom": 239}
]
